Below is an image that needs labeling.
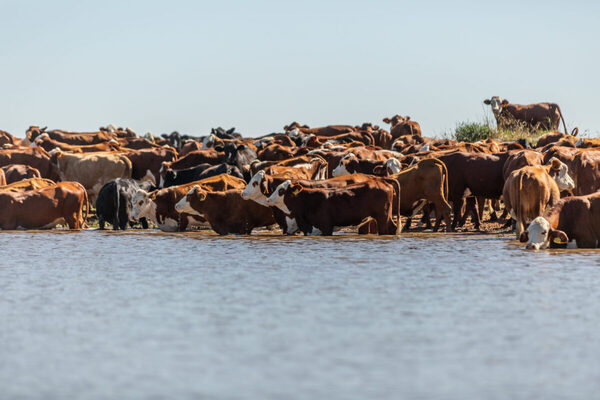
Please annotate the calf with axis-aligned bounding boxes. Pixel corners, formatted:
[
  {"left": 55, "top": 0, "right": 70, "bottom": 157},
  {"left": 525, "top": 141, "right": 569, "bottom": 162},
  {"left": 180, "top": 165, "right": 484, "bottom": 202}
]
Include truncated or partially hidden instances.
[
  {"left": 266, "top": 180, "right": 399, "bottom": 235},
  {"left": 0, "top": 181, "right": 88, "bottom": 229},
  {"left": 519, "top": 192, "right": 600, "bottom": 249},
  {"left": 96, "top": 178, "right": 154, "bottom": 230},
  {"left": 175, "top": 187, "right": 275, "bottom": 235}
]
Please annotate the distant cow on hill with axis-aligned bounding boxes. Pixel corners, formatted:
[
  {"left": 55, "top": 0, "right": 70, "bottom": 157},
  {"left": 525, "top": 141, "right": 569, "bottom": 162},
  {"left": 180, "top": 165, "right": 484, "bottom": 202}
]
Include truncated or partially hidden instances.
[{"left": 483, "top": 96, "right": 569, "bottom": 134}]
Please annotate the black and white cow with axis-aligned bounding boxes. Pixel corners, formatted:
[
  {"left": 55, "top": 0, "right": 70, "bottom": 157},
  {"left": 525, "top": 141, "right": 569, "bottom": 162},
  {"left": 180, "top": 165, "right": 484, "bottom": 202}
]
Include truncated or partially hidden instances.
[{"left": 95, "top": 178, "right": 154, "bottom": 230}]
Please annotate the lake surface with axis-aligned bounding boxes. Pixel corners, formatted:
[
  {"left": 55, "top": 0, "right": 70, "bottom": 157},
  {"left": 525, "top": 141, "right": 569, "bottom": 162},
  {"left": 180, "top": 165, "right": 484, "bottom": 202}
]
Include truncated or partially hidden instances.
[{"left": 1, "top": 230, "right": 600, "bottom": 400}]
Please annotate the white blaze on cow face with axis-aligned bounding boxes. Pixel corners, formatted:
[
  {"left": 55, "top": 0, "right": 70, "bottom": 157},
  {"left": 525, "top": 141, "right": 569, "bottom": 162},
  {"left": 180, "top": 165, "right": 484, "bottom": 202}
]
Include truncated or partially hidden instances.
[
  {"left": 386, "top": 158, "right": 402, "bottom": 175},
  {"left": 332, "top": 154, "right": 355, "bottom": 177},
  {"left": 485, "top": 96, "right": 504, "bottom": 114},
  {"left": 175, "top": 186, "right": 200, "bottom": 215},
  {"left": 266, "top": 180, "right": 292, "bottom": 214},
  {"left": 241, "top": 171, "right": 269, "bottom": 206},
  {"left": 131, "top": 190, "right": 157, "bottom": 224},
  {"left": 524, "top": 216, "right": 551, "bottom": 250},
  {"left": 202, "top": 134, "right": 216, "bottom": 148},
  {"left": 332, "top": 161, "right": 350, "bottom": 177},
  {"left": 549, "top": 159, "right": 575, "bottom": 191}
]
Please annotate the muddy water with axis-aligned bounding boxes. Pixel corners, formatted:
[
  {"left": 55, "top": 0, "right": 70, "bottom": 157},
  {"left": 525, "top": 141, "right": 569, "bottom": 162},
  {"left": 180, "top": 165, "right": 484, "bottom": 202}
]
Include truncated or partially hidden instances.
[{"left": 1, "top": 230, "right": 600, "bottom": 399}]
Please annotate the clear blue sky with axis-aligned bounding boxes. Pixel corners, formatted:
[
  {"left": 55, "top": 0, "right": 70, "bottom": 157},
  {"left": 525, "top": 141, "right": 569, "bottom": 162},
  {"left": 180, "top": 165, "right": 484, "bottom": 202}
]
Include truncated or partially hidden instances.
[{"left": 1, "top": 0, "right": 598, "bottom": 138}]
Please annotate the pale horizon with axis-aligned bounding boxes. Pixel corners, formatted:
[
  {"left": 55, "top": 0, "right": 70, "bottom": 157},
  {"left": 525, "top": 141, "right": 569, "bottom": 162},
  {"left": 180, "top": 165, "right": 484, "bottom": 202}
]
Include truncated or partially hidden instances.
[{"left": 3, "top": 1, "right": 598, "bottom": 139}]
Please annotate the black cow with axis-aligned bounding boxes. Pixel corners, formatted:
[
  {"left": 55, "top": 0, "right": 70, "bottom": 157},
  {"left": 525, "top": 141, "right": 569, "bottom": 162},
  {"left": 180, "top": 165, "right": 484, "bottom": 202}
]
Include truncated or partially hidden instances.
[
  {"left": 163, "top": 163, "right": 245, "bottom": 187},
  {"left": 218, "top": 142, "right": 257, "bottom": 181},
  {"left": 96, "top": 178, "right": 154, "bottom": 230}
]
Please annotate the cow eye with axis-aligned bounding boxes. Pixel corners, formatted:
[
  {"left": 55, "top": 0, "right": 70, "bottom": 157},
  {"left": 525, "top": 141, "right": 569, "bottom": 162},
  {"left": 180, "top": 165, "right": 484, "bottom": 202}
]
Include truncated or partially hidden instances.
[
  {"left": 252, "top": 182, "right": 257, "bottom": 187},
  {"left": 541, "top": 231, "right": 547, "bottom": 235}
]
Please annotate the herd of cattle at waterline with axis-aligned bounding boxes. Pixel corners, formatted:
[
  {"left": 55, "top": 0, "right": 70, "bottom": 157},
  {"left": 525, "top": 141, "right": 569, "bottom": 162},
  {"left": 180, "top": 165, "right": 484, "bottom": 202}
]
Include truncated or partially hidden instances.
[{"left": 1, "top": 96, "right": 600, "bottom": 250}]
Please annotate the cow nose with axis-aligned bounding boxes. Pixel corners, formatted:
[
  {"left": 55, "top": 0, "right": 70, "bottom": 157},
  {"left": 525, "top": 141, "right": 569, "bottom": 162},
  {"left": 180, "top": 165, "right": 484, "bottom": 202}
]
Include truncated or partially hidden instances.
[{"left": 525, "top": 243, "right": 539, "bottom": 250}]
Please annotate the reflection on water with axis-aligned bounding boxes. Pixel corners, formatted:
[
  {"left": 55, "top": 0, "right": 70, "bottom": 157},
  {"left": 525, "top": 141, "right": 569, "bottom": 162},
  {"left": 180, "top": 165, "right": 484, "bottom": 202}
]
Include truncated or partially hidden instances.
[{"left": 1, "top": 230, "right": 600, "bottom": 399}]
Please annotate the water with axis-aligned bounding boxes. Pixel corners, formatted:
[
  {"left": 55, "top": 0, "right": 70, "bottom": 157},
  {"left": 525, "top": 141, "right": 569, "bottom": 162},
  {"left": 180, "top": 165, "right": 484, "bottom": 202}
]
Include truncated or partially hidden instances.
[{"left": 1, "top": 230, "right": 600, "bottom": 400}]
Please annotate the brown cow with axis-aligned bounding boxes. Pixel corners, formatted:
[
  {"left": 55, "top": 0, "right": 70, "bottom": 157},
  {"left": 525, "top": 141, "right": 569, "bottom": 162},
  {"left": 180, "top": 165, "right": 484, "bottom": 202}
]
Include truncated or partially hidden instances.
[
  {"left": 386, "top": 158, "right": 452, "bottom": 231},
  {"left": 0, "top": 181, "right": 88, "bottom": 230},
  {"left": 484, "top": 96, "right": 568, "bottom": 133},
  {"left": 242, "top": 171, "right": 400, "bottom": 235},
  {"left": 383, "top": 115, "right": 422, "bottom": 138},
  {"left": 52, "top": 150, "right": 132, "bottom": 202},
  {"left": 263, "top": 158, "right": 327, "bottom": 180},
  {"left": 0, "top": 178, "right": 56, "bottom": 192},
  {"left": 502, "top": 150, "right": 544, "bottom": 180},
  {"left": 0, "top": 147, "right": 60, "bottom": 181},
  {"left": 132, "top": 174, "right": 247, "bottom": 232},
  {"left": 502, "top": 160, "right": 574, "bottom": 239},
  {"left": 33, "top": 133, "right": 121, "bottom": 153},
  {"left": 257, "top": 144, "right": 308, "bottom": 161},
  {"left": 1, "top": 164, "right": 41, "bottom": 183},
  {"left": 0, "top": 130, "right": 21, "bottom": 146},
  {"left": 175, "top": 187, "right": 275, "bottom": 235},
  {"left": 283, "top": 122, "right": 355, "bottom": 137},
  {"left": 266, "top": 180, "right": 399, "bottom": 235},
  {"left": 124, "top": 147, "right": 178, "bottom": 186},
  {"left": 26, "top": 126, "right": 117, "bottom": 145},
  {"left": 536, "top": 131, "right": 578, "bottom": 148},
  {"left": 519, "top": 192, "right": 600, "bottom": 249}
]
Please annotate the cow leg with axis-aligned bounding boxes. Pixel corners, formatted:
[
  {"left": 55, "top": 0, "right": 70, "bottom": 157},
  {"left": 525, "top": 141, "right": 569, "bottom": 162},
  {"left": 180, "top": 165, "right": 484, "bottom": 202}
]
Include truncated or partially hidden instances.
[
  {"left": 420, "top": 204, "right": 432, "bottom": 230},
  {"left": 451, "top": 198, "right": 464, "bottom": 230},
  {"left": 477, "top": 197, "right": 486, "bottom": 222},
  {"left": 458, "top": 197, "right": 476, "bottom": 227},
  {"left": 403, "top": 217, "right": 412, "bottom": 231},
  {"left": 140, "top": 217, "right": 149, "bottom": 229},
  {"left": 99, "top": 217, "right": 106, "bottom": 230}
]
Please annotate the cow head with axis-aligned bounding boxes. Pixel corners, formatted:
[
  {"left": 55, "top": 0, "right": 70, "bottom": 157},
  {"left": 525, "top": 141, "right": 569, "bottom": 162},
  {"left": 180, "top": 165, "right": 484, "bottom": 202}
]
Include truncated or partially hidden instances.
[
  {"left": 519, "top": 216, "right": 569, "bottom": 250},
  {"left": 332, "top": 153, "right": 357, "bottom": 177},
  {"left": 284, "top": 121, "right": 309, "bottom": 132},
  {"left": 241, "top": 171, "right": 270, "bottom": 205},
  {"left": 385, "top": 158, "right": 402, "bottom": 175},
  {"left": 382, "top": 115, "right": 406, "bottom": 128},
  {"left": 266, "top": 180, "right": 301, "bottom": 214},
  {"left": 131, "top": 189, "right": 157, "bottom": 222},
  {"left": 483, "top": 96, "right": 509, "bottom": 115},
  {"left": 175, "top": 185, "right": 205, "bottom": 215},
  {"left": 26, "top": 125, "right": 47, "bottom": 142},
  {"left": 546, "top": 157, "right": 575, "bottom": 191}
]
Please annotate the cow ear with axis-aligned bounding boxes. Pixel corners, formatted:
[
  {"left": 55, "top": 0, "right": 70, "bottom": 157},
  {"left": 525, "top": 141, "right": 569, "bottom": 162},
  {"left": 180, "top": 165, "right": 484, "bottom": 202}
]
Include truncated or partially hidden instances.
[
  {"left": 382, "top": 118, "right": 391, "bottom": 124},
  {"left": 214, "top": 145, "right": 224, "bottom": 152},
  {"left": 291, "top": 184, "right": 303, "bottom": 196},
  {"left": 483, "top": 99, "right": 491, "bottom": 105},
  {"left": 373, "top": 165, "right": 384, "bottom": 175},
  {"left": 502, "top": 99, "right": 509, "bottom": 105},
  {"left": 237, "top": 144, "right": 245, "bottom": 151},
  {"left": 518, "top": 231, "right": 529, "bottom": 243},
  {"left": 550, "top": 158, "right": 561, "bottom": 170},
  {"left": 405, "top": 116, "right": 411, "bottom": 121},
  {"left": 549, "top": 229, "right": 569, "bottom": 244}
]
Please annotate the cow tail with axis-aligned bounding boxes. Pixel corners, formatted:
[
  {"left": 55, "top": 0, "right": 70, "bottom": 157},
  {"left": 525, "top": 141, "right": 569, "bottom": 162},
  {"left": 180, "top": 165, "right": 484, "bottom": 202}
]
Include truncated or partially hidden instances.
[
  {"left": 556, "top": 104, "right": 568, "bottom": 135},
  {"left": 122, "top": 155, "right": 133, "bottom": 178},
  {"left": 516, "top": 172, "right": 524, "bottom": 231},
  {"left": 438, "top": 158, "right": 449, "bottom": 202},
  {"left": 82, "top": 184, "right": 90, "bottom": 229},
  {"left": 395, "top": 179, "right": 402, "bottom": 234}
]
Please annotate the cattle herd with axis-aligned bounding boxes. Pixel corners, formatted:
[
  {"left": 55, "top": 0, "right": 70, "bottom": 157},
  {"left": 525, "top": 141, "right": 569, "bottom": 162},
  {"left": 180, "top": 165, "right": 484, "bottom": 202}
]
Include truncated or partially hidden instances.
[{"left": 2, "top": 97, "right": 600, "bottom": 250}]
